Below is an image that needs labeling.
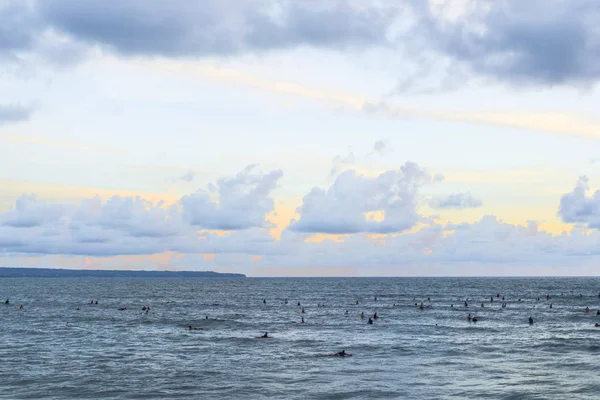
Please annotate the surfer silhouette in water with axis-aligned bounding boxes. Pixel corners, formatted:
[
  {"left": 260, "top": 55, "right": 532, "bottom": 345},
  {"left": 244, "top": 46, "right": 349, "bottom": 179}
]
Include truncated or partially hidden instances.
[{"left": 188, "top": 326, "right": 204, "bottom": 331}]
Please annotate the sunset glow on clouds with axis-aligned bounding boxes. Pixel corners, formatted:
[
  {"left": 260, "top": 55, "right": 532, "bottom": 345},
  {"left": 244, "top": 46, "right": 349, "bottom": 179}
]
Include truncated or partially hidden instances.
[{"left": 2, "top": 0, "right": 600, "bottom": 276}]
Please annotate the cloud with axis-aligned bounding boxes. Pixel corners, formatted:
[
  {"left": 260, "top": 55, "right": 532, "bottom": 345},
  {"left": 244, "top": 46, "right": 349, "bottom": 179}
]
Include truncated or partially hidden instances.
[
  {"left": 429, "top": 192, "right": 483, "bottom": 209},
  {"left": 373, "top": 140, "right": 387, "bottom": 154},
  {"left": 3, "top": 0, "right": 599, "bottom": 89},
  {"left": 0, "top": 105, "right": 32, "bottom": 125},
  {"left": 289, "top": 162, "right": 436, "bottom": 234},
  {"left": 5, "top": 164, "right": 600, "bottom": 275},
  {"left": 0, "top": 165, "right": 282, "bottom": 256},
  {"left": 174, "top": 170, "right": 195, "bottom": 183},
  {"left": 411, "top": 0, "right": 600, "bottom": 86},
  {"left": 558, "top": 176, "right": 600, "bottom": 229},
  {"left": 26, "top": 1, "right": 394, "bottom": 59},
  {"left": 180, "top": 164, "right": 282, "bottom": 230},
  {"left": 0, "top": 2, "right": 40, "bottom": 58}
]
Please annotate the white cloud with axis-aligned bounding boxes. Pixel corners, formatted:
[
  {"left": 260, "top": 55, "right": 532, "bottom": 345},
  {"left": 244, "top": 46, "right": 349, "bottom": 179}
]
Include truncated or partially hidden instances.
[
  {"left": 3, "top": 164, "right": 600, "bottom": 276},
  {"left": 289, "top": 162, "right": 437, "bottom": 234},
  {"left": 558, "top": 176, "right": 600, "bottom": 229},
  {"left": 0, "top": 165, "right": 282, "bottom": 256},
  {"left": 180, "top": 164, "right": 282, "bottom": 230}
]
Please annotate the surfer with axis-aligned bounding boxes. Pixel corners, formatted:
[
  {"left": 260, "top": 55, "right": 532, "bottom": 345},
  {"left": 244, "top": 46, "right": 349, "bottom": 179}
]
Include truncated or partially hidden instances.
[
  {"left": 263, "top": 299, "right": 266, "bottom": 304},
  {"left": 4, "top": 299, "right": 8, "bottom": 304},
  {"left": 336, "top": 350, "right": 347, "bottom": 357},
  {"left": 368, "top": 317, "right": 373, "bottom": 324},
  {"left": 261, "top": 332, "right": 269, "bottom": 338},
  {"left": 528, "top": 316, "right": 534, "bottom": 324},
  {"left": 301, "top": 317, "right": 304, "bottom": 323},
  {"left": 188, "top": 326, "right": 204, "bottom": 331},
  {"left": 373, "top": 312, "right": 378, "bottom": 319}
]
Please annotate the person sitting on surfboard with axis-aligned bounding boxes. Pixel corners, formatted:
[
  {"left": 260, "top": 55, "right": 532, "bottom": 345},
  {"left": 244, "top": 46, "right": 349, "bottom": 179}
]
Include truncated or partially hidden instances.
[
  {"left": 262, "top": 332, "right": 269, "bottom": 338},
  {"left": 336, "top": 350, "right": 347, "bottom": 357}
]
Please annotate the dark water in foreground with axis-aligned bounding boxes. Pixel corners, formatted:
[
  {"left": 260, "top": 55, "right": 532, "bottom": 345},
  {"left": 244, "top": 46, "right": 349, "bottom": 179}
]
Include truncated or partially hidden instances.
[{"left": 2, "top": 277, "right": 600, "bottom": 399}]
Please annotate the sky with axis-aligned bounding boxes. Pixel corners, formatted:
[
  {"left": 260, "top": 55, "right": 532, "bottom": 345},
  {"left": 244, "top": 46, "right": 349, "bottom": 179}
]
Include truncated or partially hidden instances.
[{"left": 2, "top": 0, "right": 600, "bottom": 277}]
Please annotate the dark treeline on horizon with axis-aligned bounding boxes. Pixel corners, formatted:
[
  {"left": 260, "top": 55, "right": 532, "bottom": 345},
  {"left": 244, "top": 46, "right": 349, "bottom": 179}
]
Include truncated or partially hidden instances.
[{"left": 0, "top": 267, "right": 245, "bottom": 278}]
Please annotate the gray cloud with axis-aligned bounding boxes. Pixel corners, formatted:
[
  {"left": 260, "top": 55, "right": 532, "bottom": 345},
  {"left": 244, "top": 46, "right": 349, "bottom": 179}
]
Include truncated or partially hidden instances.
[
  {"left": 429, "top": 192, "right": 483, "bottom": 210},
  {"left": 0, "top": 105, "right": 33, "bottom": 125},
  {"left": 0, "top": 2, "right": 40, "bottom": 56},
  {"left": 3, "top": 1, "right": 598, "bottom": 88},
  {"left": 411, "top": 0, "right": 600, "bottom": 87},
  {"left": 35, "top": 1, "right": 394, "bottom": 58}
]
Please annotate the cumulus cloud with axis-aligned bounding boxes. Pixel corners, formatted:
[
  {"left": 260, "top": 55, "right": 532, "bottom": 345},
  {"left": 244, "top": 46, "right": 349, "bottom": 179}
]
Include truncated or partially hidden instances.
[
  {"left": 290, "top": 162, "right": 436, "bottom": 234},
  {"left": 4, "top": 166, "right": 600, "bottom": 275},
  {"left": 0, "top": 165, "right": 281, "bottom": 256},
  {"left": 180, "top": 164, "right": 282, "bottom": 230},
  {"left": 558, "top": 176, "right": 600, "bottom": 229},
  {"left": 429, "top": 192, "right": 483, "bottom": 209},
  {"left": 0, "top": 105, "right": 33, "bottom": 125}
]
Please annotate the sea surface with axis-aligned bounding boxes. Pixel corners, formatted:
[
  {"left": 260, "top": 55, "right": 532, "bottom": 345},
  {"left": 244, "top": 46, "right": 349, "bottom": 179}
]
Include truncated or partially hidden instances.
[{"left": 1, "top": 277, "right": 600, "bottom": 399}]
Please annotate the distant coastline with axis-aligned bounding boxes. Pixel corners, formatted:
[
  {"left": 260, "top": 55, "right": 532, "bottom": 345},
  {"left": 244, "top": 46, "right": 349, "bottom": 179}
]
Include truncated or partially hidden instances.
[{"left": 0, "top": 267, "right": 245, "bottom": 278}]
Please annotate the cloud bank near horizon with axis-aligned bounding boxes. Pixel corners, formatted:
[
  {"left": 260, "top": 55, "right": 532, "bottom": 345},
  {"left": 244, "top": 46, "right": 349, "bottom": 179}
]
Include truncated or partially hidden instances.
[{"left": 1, "top": 162, "right": 599, "bottom": 274}]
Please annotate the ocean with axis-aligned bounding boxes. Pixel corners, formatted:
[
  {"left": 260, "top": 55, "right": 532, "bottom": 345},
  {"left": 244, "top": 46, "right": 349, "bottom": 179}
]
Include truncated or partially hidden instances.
[{"left": 1, "top": 277, "right": 600, "bottom": 399}]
